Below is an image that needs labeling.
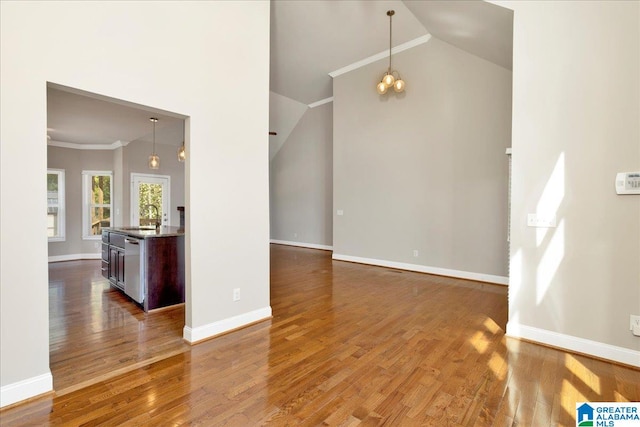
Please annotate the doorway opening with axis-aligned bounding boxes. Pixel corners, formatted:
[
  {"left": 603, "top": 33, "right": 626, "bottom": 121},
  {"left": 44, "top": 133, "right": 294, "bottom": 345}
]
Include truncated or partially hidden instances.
[{"left": 46, "top": 82, "right": 189, "bottom": 393}]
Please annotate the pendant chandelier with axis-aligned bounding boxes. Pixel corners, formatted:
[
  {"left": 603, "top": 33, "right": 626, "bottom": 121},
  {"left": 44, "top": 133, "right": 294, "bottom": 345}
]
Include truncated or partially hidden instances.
[
  {"left": 376, "top": 10, "right": 406, "bottom": 95},
  {"left": 177, "top": 120, "right": 186, "bottom": 162},
  {"left": 148, "top": 117, "right": 160, "bottom": 170}
]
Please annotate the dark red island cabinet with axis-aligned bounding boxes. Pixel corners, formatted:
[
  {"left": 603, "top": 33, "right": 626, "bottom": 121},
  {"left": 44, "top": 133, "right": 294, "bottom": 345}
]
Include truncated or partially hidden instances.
[
  {"left": 142, "top": 233, "right": 185, "bottom": 312},
  {"left": 102, "top": 227, "right": 185, "bottom": 312}
]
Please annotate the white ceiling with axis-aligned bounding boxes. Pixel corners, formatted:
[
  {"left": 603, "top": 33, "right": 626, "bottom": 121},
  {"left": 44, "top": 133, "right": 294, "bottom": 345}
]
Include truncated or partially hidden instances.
[{"left": 47, "top": 0, "right": 512, "bottom": 147}]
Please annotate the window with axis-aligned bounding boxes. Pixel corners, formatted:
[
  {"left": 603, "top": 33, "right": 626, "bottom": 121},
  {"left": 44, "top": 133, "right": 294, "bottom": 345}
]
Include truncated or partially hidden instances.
[
  {"left": 82, "top": 171, "right": 112, "bottom": 239},
  {"left": 47, "top": 169, "right": 65, "bottom": 241}
]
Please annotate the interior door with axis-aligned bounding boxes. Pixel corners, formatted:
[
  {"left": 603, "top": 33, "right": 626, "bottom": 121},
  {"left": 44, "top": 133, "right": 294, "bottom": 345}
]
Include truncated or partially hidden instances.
[{"left": 131, "top": 173, "right": 171, "bottom": 227}]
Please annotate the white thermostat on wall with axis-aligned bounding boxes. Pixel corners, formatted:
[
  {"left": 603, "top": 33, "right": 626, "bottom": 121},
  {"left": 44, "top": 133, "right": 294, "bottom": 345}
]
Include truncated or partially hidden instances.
[{"left": 615, "top": 172, "right": 640, "bottom": 195}]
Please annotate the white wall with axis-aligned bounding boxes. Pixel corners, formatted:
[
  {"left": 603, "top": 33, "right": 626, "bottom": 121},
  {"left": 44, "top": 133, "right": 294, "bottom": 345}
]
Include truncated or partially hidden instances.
[
  {"left": 269, "top": 92, "right": 308, "bottom": 161},
  {"left": 270, "top": 102, "right": 333, "bottom": 248},
  {"left": 0, "top": 1, "right": 270, "bottom": 407},
  {"left": 333, "top": 38, "right": 512, "bottom": 282},
  {"left": 496, "top": 0, "right": 640, "bottom": 365}
]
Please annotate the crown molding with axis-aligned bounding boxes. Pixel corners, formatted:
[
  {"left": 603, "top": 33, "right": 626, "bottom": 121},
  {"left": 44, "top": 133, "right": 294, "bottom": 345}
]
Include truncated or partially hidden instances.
[
  {"left": 48, "top": 140, "right": 130, "bottom": 150},
  {"left": 308, "top": 97, "right": 333, "bottom": 109},
  {"left": 329, "top": 34, "right": 432, "bottom": 78}
]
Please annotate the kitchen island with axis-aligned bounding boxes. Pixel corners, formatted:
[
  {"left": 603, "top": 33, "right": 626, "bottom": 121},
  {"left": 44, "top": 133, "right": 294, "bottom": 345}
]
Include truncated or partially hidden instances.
[{"left": 102, "top": 226, "right": 185, "bottom": 312}]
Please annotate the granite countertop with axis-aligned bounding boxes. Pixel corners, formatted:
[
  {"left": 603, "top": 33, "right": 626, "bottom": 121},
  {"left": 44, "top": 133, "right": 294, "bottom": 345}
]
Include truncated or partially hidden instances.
[{"left": 104, "top": 226, "right": 185, "bottom": 239}]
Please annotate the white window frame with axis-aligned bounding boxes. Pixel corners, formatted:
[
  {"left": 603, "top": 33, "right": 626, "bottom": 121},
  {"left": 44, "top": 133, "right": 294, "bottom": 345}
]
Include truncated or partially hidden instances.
[
  {"left": 82, "top": 170, "right": 113, "bottom": 240},
  {"left": 47, "top": 168, "right": 65, "bottom": 242}
]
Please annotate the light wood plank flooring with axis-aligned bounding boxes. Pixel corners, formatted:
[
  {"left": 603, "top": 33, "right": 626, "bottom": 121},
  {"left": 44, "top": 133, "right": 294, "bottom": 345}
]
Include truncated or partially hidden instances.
[{"left": 1, "top": 244, "right": 638, "bottom": 426}]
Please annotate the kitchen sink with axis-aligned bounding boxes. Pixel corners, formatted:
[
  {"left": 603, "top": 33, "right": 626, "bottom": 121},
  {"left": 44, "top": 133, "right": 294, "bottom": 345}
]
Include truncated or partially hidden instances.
[{"left": 119, "top": 226, "right": 157, "bottom": 231}]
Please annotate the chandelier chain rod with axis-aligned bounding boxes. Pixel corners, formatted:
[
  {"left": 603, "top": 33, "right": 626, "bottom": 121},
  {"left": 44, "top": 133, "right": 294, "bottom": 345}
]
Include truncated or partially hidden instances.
[
  {"left": 388, "top": 12, "right": 392, "bottom": 73},
  {"left": 152, "top": 119, "right": 156, "bottom": 154}
]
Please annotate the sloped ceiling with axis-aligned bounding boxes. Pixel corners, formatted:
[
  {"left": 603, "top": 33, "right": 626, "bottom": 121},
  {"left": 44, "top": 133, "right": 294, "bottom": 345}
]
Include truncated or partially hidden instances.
[
  {"left": 404, "top": 0, "right": 513, "bottom": 70},
  {"left": 270, "top": 0, "right": 513, "bottom": 106},
  {"left": 268, "top": 0, "right": 512, "bottom": 158},
  {"left": 270, "top": 0, "right": 428, "bottom": 105},
  {"left": 47, "top": 1, "right": 513, "bottom": 147}
]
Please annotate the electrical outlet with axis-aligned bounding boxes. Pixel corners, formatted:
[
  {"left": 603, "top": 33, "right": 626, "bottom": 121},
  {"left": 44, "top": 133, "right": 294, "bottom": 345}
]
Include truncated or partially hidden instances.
[
  {"left": 630, "top": 315, "right": 640, "bottom": 331},
  {"left": 94, "top": 242, "right": 99, "bottom": 249},
  {"left": 413, "top": 250, "right": 419, "bottom": 257},
  {"left": 233, "top": 288, "right": 240, "bottom": 302}
]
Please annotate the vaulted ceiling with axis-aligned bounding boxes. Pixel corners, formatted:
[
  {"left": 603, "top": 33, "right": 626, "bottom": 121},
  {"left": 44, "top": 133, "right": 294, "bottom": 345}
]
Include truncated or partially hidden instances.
[
  {"left": 47, "top": 0, "right": 513, "bottom": 147},
  {"left": 271, "top": 0, "right": 512, "bottom": 106}
]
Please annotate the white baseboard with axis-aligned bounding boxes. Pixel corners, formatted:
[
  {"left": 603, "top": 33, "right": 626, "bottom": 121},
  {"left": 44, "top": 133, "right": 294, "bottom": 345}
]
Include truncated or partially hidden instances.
[
  {"left": 183, "top": 306, "right": 272, "bottom": 344},
  {"left": 507, "top": 323, "right": 640, "bottom": 368},
  {"left": 48, "top": 253, "right": 101, "bottom": 263},
  {"left": 0, "top": 372, "right": 53, "bottom": 408},
  {"left": 332, "top": 253, "right": 508, "bottom": 285},
  {"left": 270, "top": 239, "right": 333, "bottom": 251}
]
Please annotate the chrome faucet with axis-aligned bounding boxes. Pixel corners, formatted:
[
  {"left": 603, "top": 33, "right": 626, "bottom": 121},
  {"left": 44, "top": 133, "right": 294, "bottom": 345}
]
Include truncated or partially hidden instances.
[{"left": 143, "top": 204, "right": 161, "bottom": 229}]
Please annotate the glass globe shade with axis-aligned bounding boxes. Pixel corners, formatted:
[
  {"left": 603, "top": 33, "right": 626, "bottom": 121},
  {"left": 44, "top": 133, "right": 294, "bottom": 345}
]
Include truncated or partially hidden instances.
[
  {"left": 393, "top": 79, "right": 405, "bottom": 93},
  {"left": 382, "top": 73, "right": 395, "bottom": 87},
  {"left": 376, "top": 81, "right": 388, "bottom": 94},
  {"left": 149, "top": 154, "right": 160, "bottom": 170}
]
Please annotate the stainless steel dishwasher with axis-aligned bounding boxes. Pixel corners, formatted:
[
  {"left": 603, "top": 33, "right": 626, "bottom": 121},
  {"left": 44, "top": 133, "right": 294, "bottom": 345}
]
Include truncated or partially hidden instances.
[{"left": 124, "top": 237, "right": 144, "bottom": 304}]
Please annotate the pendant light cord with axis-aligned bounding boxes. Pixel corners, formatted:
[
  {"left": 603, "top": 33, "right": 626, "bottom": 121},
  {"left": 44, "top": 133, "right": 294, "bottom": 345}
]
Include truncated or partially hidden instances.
[
  {"left": 388, "top": 11, "right": 393, "bottom": 73},
  {"left": 152, "top": 119, "right": 156, "bottom": 155}
]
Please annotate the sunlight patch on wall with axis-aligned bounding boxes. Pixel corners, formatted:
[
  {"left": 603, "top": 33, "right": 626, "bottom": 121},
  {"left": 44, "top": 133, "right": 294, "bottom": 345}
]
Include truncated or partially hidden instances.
[
  {"left": 509, "top": 248, "right": 522, "bottom": 315},
  {"left": 536, "top": 152, "right": 565, "bottom": 246},
  {"left": 536, "top": 219, "right": 565, "bottom": 304}
]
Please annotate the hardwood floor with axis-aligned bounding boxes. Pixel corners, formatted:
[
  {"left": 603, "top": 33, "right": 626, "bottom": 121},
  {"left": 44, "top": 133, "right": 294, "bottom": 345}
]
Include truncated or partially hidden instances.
[
  {"left": 47, "top": 260, "right": 190, "bottom": 395},
  {"left": 1, "top": 244, "right": 638, "bottom": 426}
]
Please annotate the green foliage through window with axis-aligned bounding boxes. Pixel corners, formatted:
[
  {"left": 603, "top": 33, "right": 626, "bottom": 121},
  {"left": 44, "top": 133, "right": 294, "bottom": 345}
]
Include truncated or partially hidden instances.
[
  {"left": 47, "top": 170, "right": 65, "bottom": 240},
  {"left": 138, "top": 184, "right": 163, "bottom": 226},
  {"left": 83, "top": 171, "right": 112, "bottom": 237}
]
